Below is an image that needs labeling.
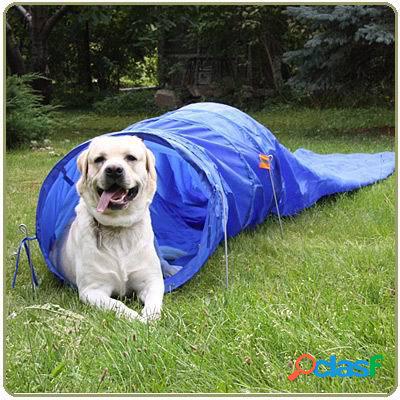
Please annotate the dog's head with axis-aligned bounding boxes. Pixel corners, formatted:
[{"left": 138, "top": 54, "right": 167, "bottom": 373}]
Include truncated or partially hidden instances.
[{"left": 76, "top": 135, "right": 156, "bottom": 227}]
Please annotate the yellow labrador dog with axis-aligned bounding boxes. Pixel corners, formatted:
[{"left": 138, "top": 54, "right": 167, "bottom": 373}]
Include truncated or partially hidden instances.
[{"left": 55, "top": 135, "right": 164, "bottom": 322}]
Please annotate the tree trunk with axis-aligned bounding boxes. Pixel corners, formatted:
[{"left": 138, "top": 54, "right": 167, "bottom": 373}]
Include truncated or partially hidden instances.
[
  {"left": 247, "top": 44, "right": 253, "bottom": 86},
  {"left": 77, "top": 21, "right": 92, "bottom": 90},
  {"left": 157, "top": 25, "right": 167, "bottom": 87},
  {"left": 6, "top": 25, "right": 25, "bottom": 75},
  {"left": 262, "top": 37, "right": 283, "bottom": 94},
  {"left": 10, "top": 5, "right": 69, "bottom": 101},
  {"left": 29, "top": 7, "right": 52, "bottom": 101},
  {"left": 30, "top": 35, "right": 51, "bottom": 99}
]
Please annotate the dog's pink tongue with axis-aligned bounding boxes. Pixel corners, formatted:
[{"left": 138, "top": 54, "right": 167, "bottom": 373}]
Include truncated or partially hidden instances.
[{"left": 96, "top": 189, "right": 123, "bottom": 213}]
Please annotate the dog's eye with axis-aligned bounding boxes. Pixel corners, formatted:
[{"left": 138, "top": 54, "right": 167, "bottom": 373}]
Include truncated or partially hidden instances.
[
  {"left": 94, "top": 156, "right": 105, "bottom": 164},
  {"left": 125, "top": 155, "right": 137, "bottom": 162}
]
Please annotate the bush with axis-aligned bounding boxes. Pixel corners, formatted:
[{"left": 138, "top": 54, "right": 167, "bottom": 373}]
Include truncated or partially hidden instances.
[
  {"left": 52, "top": 85, "right": 112, "bottom": 109},
  {"left": 93, "top": 90, "right": 158, "bottom": 115},
  {"left": 6, "top": 74, "right": 59, "bottom": 149}
]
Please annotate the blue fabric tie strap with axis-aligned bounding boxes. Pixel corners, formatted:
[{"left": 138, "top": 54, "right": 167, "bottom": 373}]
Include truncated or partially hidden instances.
[
  {"left": 154, "top": 240, "right": 184, "bottom": 278},
  {"left": 12, "top": 224, "right": 39, "bottom": 290}
]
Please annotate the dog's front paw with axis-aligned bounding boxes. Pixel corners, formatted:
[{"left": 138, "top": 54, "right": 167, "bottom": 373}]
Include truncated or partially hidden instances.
[
  {"left": 119, "top": 308, "right": 147, "bottom": 323},
  {"left": 141, "top": 306, "right": 161, "bottom": 323}
]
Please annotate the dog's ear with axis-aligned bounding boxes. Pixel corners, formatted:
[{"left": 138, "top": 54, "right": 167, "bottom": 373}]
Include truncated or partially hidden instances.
[
  {"left": 76, "top": 149, "right": 89, "bottom": 195},
  {"left": 145, "top": 148, "right": 157, "bottom": 183},
  {"left": 77, "top": 149, "right": 89, "bottom": 180},
  {"left": 145, "top": 148, "right": 157, "bottom": 199}
]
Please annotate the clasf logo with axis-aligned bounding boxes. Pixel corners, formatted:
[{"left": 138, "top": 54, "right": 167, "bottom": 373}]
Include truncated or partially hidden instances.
[{"left": 288, "top": 353, "right": 383, "bottom": 381}]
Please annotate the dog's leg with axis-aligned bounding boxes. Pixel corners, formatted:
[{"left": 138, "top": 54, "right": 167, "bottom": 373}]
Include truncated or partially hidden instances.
[
  {"left": 80, "top": 288, "right": 145, "bottom": 322},
  {"left": 138, "top": 280, "right": 164, "bottom": 322}
]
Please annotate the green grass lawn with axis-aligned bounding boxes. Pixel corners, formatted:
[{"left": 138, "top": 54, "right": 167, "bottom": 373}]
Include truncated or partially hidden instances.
[{"left": 4, "top": 105, "right": 396, "bottom": 394}]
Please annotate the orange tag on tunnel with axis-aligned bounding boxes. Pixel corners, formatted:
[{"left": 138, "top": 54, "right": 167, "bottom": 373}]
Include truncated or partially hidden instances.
[{"left": 259, "top": 154, "right": 271, "bottom": 170}]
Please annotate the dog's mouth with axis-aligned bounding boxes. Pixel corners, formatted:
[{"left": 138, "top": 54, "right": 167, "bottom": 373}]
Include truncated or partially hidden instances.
[{"left": 96, "top": 184, "right": 139, "bottom": 213}]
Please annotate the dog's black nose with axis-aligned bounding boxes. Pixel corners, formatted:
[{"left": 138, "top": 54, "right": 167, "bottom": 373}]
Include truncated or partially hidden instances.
[{"left": 105, "top": 165, "right": 124, "bottom": 179}]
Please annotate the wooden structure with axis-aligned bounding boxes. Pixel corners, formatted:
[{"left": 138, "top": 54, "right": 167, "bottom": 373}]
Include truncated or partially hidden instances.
[{"left": 158, "top": 33, "right": 281, "bottom": 100}]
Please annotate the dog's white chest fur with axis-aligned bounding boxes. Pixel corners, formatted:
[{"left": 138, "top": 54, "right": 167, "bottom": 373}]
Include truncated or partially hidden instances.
[{"left": 61, "top": 202, "right": 161, "bottom": 298}]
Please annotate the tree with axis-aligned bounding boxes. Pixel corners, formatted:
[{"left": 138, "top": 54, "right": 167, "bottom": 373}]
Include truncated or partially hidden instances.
[
  {"left": 283, "top": 5, "right": 395, "bottom": 101},
  {"left": 155, "top": 6, "right": 288, "bottom": 93},
  {"left": 6, "top": 21, "right": 25, "bottom": 76},
  {"left": 87, "top": 6, "right": 157, "bottom": 89},
  {"left": 6, "top": 5, "right": 69, "bottom": 101},
  {"left": 46, "top": 6, "right": 158, "bottom": 93}
]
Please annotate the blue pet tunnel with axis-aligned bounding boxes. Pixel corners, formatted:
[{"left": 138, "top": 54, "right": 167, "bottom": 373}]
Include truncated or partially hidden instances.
[{"left": 35, "top": 103, "right": 395, "bottom": 292}]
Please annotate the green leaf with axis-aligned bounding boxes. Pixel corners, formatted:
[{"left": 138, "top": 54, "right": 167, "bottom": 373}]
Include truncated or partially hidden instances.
[{"left": 50, "top": 361, "right": 66, "bottom": 378}]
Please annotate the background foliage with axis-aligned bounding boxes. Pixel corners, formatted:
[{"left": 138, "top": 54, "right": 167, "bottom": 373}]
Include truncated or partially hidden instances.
[
  {"left": 6, "top": 74, "right": 59, "bottom": 148},
  {"left": 5, "top": 4, "right": 395, "bottom": 147},
  {"left": 283, "top": 6, "right": 395, "bottom": 105}
]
